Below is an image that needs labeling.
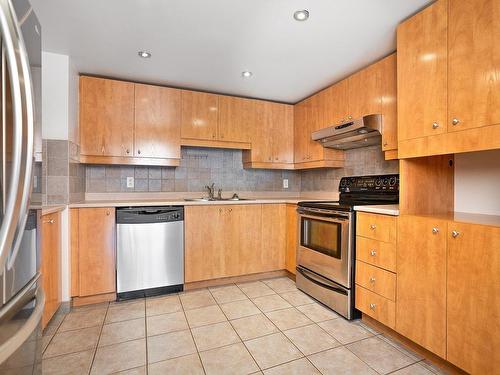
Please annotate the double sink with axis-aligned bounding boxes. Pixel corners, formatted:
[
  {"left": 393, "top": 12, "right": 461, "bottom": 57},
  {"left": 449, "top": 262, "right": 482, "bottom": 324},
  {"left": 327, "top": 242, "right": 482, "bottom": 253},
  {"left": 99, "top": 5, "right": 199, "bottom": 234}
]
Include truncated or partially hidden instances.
[{"left": 184, "top": 197, "right": 253, "bottom": 202}]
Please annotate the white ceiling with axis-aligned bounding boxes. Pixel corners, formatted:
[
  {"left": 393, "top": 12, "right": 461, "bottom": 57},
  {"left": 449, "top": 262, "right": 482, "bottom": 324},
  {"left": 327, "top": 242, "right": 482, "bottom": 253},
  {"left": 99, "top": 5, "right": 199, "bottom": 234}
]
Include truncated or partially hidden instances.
[{"left": 31, "top": 0, "right": 431, "bottom": 103}]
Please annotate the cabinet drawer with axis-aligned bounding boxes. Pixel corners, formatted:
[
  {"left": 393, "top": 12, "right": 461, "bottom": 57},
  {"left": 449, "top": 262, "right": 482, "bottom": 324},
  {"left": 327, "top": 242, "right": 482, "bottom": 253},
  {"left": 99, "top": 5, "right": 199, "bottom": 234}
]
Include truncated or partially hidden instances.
[
  {"left": 356, "top": 236, "right": 396, "bottom": 272},
  {"left": 355, "top": 260, "right": 396, "bottom": 300},
  {"left": 355, "top": 285, "right": 395, "bottom": 329},
  {"left": 356, "top": 212, "right": 397, "bottom": 243}
]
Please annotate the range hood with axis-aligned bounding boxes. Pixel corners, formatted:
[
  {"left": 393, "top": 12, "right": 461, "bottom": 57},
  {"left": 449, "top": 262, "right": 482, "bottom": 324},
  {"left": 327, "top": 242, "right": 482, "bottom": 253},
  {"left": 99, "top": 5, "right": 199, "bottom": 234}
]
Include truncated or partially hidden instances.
[{"left": 311, "top": 114, "right": 382, "bottom": 150}]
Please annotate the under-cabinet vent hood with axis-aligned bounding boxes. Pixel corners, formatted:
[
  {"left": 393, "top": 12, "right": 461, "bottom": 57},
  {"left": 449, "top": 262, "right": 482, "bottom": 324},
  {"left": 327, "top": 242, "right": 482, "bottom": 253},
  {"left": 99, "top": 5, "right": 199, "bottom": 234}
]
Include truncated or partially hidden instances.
[{"left": 311, "top": 114, "right": 382, "bottom": 150}]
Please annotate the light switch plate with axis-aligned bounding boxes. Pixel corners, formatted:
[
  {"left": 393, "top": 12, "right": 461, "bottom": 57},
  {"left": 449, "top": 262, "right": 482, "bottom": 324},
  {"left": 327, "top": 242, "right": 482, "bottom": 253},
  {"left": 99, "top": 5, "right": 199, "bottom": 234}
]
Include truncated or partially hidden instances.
[
  {"left": 126, "top": 176, "right": 134, "bottom": 188},
  {"left": 283, "top": 179, "right": 289, "bottom": 189}
]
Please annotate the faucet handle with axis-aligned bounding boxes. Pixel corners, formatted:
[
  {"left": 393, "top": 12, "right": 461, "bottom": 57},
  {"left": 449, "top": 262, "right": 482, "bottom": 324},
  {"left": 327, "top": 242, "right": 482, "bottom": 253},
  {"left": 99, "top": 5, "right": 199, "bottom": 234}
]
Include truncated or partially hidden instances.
[{"left": 217, "top": 188, "right": 222, "bottom": 199}]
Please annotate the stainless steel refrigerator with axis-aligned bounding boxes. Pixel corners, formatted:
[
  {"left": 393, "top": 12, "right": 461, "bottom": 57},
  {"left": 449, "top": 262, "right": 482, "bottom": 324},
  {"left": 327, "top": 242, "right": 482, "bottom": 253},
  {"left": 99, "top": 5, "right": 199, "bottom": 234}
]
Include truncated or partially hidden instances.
[{"left": 0, "top": 0, "right": 43, "bottom": 373}]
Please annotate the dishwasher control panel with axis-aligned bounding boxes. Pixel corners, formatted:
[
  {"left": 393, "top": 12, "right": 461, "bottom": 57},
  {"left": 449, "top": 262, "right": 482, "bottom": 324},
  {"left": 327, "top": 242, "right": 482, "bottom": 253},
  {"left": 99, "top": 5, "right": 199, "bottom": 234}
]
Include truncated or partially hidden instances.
[{"left": 116, "top": 206, "right": 184, "bottom": 224}]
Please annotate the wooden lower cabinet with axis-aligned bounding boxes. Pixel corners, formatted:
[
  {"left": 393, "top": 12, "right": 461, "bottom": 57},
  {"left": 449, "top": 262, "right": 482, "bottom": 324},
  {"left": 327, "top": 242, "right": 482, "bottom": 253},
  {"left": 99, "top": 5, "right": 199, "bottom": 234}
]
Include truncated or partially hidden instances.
[
  {"left": 185, "top": 204, "right": 286, "bottom": 283},
  {"left": 285, "top": 204, "right": 298, "bottom": 274},
  {"left": 71, "top": 208, "right": 116, "bottom": 298},
  {"left": 41, "top": 211, "right": 61, "bottom": 328},
  {"left": 446, "top": 222, "right": 500, "bottom": 374},
  {"left": 356, "top": 285, "right": 395, "bottom": 329}
]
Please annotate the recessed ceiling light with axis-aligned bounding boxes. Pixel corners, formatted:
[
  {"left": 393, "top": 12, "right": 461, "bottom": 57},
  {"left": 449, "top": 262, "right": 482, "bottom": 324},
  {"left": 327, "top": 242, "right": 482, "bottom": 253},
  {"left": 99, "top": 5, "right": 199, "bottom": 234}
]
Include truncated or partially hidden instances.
[
  {"left": 241, "top": 70, "right": 253, "bottom": 78},
  {"left": 138, "top": 51, "right": 151, "bottom": 58},
  {"left": 293, "top": 9, "right": 309, "bottom": 21}
]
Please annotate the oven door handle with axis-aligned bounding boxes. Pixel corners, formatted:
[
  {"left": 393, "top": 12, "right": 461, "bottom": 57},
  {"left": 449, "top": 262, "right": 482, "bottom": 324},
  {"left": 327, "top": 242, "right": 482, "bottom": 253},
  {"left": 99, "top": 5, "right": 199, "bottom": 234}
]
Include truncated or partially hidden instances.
[
  {"left": 299, "top": 213, "right": 348, "bottom": 224},
  {"left": 296, "top": 266, "right": 348, "bottom": 296}
]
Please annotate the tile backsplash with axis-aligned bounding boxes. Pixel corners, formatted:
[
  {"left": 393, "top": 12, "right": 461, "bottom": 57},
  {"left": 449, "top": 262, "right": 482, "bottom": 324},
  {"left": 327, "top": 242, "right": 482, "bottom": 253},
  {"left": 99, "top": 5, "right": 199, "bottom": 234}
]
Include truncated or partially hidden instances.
[{"left": 86, "top": 147, "right": 302, "bottom": 194}]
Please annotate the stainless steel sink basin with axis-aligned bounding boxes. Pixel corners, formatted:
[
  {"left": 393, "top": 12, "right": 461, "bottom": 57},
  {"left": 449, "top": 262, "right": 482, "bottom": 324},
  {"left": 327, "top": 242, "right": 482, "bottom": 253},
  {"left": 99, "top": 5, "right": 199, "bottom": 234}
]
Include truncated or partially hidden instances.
[
  {"left": 183, "top": 197, "right": 212, "bottom": 202},
  {"left": 184, "top": 197, "right": 254, "bottom": 202}
]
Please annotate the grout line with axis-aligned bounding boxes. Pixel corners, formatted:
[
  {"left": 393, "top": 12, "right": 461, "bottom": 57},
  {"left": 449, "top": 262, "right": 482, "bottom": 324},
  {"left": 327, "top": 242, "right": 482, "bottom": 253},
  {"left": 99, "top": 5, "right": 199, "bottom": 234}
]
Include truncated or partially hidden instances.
[
  {"left": 181, "top": 302, "right": 208, "bottom": 375},
  {"left": 87, "top": 304, "right": 109, "bottom": 375}
]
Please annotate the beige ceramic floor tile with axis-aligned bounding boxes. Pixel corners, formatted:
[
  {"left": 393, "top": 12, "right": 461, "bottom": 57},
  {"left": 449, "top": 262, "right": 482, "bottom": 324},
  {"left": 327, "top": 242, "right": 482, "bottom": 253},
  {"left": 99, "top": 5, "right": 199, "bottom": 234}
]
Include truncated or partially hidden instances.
[
  {"left": 279, "top": 290, "right": 315, "bottom": 307},
  {"left": 378, "top": 334, "right": 424, "bottom": 362},
  {"left": 106, "top": 300, "right": 145, "bottom": 323},
  {"left": 91, "top": 338, "right": 146, "bottom": 374},
  {"left": 146, "top": 294, "right": 182, "bottom": 316},
  {"left": 346, "top": 336, "right": 416, "bottom": 374},
  {"left": 244, "top": 332, "right": 303, "bottom": 369},
  {"left": 44, "top": 326, "right": 100, "bottom": 358},
  {"left": 58, "top": 307, "right": 106, "bottom": 332},
  {"left": 43, "top": 313, "right": 66, "bottom": 336},
  {"left": 148, "top": 353, "right": 204, "bottom": 375},
  {"left": 296, "top": 303, "right": 341, "bottom": 322},
  {"left": 308, "top": 346, "right": 377, "bottom": 375},
  {"left": 99, "top": 317, "right": 145, "bottom": 347},
  {"left": 220, "top": 299, "right": 261, "bottom": 320},
  {"left": 263, "top": 358, "right": 321, "bottom": 375},
  {"left": 284, "top": 324, "right": 340, "bottom": 355},
  {"left": 237, "top": 281, "right": 276, "bottom": 298},
  {"left": 146, "top": 311, "right": 188, "bottom": 336},
  {"left": 42, "top": 335, "right": 53, "bottom": 353},
  {"left": 147, "top": 330, "right": 197, "bottom": 364},
  {"left": 265, "top": 308, "right": 312, "bottom": 331},
  {"left": 113, "top": 366, "right": 146, "bottom": 374},
  {"left": 262, "top": 277, "right": 297, "bottom": 293},
  {"left": 391, "top": 363, "right": 436, "bottom": 375},
  {"left": 200, "top": 342, "right": 259, "bottom": 375},
  {"left": 209, "top": 284, "right": 248, "bottom": 304},
  {"left": 42, "top": 349, "right": 94, "bottom": 375},
  {"left": 180, "top": 289, "right": 216, "bottom": 310},
  {"left": 318, "top": 318, "right": 373, "bottom": 344},
  {"left": 230, "top": 313, "right": 279, "bottom": 341},
  {"left": 192, "top": 321, "right": 241, "bottom": 351},
  {"left": 185, "top": 305, "right": 227, "bottom": 328},
  {"left": 252, "top": 294, "right": 292, "bottom": 312}
]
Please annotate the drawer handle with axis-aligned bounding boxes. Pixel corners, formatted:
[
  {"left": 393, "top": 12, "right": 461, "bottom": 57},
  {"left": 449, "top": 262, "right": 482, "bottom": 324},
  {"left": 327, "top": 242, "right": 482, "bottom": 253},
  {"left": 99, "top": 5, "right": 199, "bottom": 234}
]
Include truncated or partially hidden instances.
[
  {"left": 452, "top": 118, "right": 460, "bottom": 126},
  {"left": 370, "top": 224, "right": 377, "bottom": 230},
  {"left": 369, "top": 277, "right": 376, "bottom": 284},
  {"left": 432, "top": 122, "right": 439, "bottom": 129},
  {"left": 369, "top": 303, "right": 376, "bottom": 310},
  {"left": 43, "top": 219, "right": 54, "bottom": 224},
  {"left": 451, "top": 230, "right": 460, "bottom": 238},
  {"left": 370, "top": 250, "right": 377, "bottom": 256},
  {"left": 106, "top": 210, "right": 110, "bottom": 216},
  {"left": 432, "top": 227, "right": 439, "bottom": 234}
]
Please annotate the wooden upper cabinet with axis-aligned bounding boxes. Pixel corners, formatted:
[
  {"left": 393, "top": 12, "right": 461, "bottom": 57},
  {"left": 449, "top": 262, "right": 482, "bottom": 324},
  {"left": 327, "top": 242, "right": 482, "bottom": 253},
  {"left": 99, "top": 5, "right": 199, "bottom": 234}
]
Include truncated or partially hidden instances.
[
  {"left": 80, "top": 76, "right": 134, "bottom": 157},
  {"left": 273, "top": 104, "right": 294, "bottom": 163},
  {"left": 348, "top": 62, "right": 381, "bottom": 120},
  {"left": 249, "top": 100, "right": 273, "bottom": 162},
  {"left": 181, "top": 90, "right": 219, "bottom": 140},
  {"left": 448, "top": 0, "right": 500, "bottom": 132},
  {"left": 78, "top": 208, "right": 116, "bottom": 297},
  {"left": 134, "top": 84, "right": 181, "bottom": 159},
  {"left": 218, "top": 96, "right": 253, "bottom": 143},
  {"left": 396, "top": 215, "right": 447, "bottom": 358},
  {"left": 322, "top": 79, "right": 349, "bottom": 127},
  {"left": 446, "top": 222, "right": 500, "bottom": 374},
  {"left": 293, "top": 100, "right": 309, "bottom": 163},
  {"left": 380, "top": 54, "right": 398, "bottom": 151},
  {"left": 397, "top": 0, "right": 447, "bottom": 141}
]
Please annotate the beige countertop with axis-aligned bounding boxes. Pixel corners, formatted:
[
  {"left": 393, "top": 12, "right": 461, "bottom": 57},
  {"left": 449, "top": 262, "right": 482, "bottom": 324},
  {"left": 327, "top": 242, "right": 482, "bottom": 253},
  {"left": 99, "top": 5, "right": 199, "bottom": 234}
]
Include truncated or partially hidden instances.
[
  {"left": 42, "top": 205, "right": 66, "bottom": 215},
  {"left": 354, "top": 204, "right": 400, "bottom": 216}
]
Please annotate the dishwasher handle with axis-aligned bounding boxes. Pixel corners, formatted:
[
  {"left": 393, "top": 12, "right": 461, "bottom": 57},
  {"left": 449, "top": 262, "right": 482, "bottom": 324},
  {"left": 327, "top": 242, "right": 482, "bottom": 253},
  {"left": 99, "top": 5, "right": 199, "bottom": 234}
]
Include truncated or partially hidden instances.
[{"left": 116, "top": 206, "right": 184, "bottom": 224}]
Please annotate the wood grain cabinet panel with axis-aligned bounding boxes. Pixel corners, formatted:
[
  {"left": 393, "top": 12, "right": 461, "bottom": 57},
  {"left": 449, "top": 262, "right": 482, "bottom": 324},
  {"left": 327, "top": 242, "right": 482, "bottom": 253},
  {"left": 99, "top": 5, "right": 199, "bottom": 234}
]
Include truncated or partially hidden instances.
[
  {"left": 446, "top": 222, "right": 500, "bottom": 374},
  {"left": 41, "top": 212, "right": 61, "bottom": 328},
  {"left": 348, "top": 62, "right": 381, "bottom": 121},
  {"left": 448, "top": 0, "right": 500, "bottom": 132},
  {"left": 80, "top": 76, "right": 135, "bottom": 157},
  {"left": 356, "top": 212, "right": 397, "bottom": 243},
  {"left": 134, "top": 84, "right": 181, "bottom": 159},
  {"left": 396, "top": 215, "right": 447, "bottom": 358},
  {"left": 285, "top": 204, "right": 298, "bottom": 274},
  {"left": 379, "top": 53, "right": 398, "bottom": 151},
  {"left": 355, "top": 260, "right": 396, "bottom": 301},
  {"left": 218, "top": 96, "right": 253, "bottom": 143},
  {"left": 272, "top": 104, "right": 294, "bottom": 164},
  {"left": 234, "top": 205, "right": 264, "bottom": 275},
  {"left": 321, "top": 79, "right": 349, "bottom": 127},
  {"left": 355, "top": 285, "right": 395, "bottom": 329},
  {"left": 293, "top": 100, "right": 309, "bottom": 163},
  {"left": 397, "top": 0, "right": 448, "bottom": 141},
  {"left": 261, "top": 204, "right": 286, "bottom": 272},
  {"left": 181, "top": 90, "right": 219, "bottom": 141},
  {"left": 355, "top": 236, "right": 396, "bottom": 272},
  {"left": 78, "top": 208, "right": 116, "bottom": 296}
]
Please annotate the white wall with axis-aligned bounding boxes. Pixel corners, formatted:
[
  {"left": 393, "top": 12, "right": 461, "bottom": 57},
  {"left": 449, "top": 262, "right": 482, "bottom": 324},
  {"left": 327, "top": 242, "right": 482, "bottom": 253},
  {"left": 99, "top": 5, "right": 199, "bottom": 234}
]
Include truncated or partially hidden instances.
[
  {"left": 68, "top": 59, "right": 79, "bottom": 145},
  {"left": 454, "top": 149, "right": 500, "bottom": 216}
]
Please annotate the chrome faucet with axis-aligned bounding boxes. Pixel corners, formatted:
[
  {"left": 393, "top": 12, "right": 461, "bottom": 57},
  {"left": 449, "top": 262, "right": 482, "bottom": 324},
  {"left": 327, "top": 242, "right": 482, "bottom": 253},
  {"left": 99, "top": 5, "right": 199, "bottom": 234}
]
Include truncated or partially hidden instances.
[
  {"left": 205, "top": 183, "right": 215, "bottom": 199},
  {"left": 217, "top": 188, "right": 223, "bottom": 200}
]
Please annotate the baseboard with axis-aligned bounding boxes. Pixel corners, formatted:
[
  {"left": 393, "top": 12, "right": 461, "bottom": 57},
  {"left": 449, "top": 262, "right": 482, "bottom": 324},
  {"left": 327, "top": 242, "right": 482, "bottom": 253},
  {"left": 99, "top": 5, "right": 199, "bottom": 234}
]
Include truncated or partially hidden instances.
[
  {"left": 184, "top": 269, "right": 293, "bottom": 290},
  {"left": 72, "top": 292, "right": 116, "bottom": 307}
]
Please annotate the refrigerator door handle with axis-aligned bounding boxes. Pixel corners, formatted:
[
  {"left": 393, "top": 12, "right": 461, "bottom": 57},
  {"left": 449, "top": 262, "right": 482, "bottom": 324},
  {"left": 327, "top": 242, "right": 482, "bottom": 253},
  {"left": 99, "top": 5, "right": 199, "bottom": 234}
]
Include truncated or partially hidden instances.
[
  {"left": 0, "top": 0, "right": 33, "bottom": 273},
  {"left": 0, "top": 273, "right": 44, "bottom": 364}
]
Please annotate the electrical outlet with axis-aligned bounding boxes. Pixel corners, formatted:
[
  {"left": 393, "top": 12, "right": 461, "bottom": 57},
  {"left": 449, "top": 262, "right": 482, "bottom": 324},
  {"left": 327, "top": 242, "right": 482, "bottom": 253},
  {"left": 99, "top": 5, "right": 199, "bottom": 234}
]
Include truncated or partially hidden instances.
[
  {"left": 283, "top": 179, "right": 289, "bottom": 189},
  {"left": 126, "top": 176, "right": 134, "bottom": 188}
]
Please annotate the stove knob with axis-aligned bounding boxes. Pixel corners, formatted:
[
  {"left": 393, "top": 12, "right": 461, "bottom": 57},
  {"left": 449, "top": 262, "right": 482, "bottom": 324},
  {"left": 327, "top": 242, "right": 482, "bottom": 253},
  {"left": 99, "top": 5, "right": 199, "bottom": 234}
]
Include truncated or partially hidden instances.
[
  {"left": 389, "top": 177, "right": 397, "bottom": 186},
  {"left": 340, "top": 179, "right": 347, "bottom": 187},
  {"left": 383, "top": 178, "right": 389, "bottom": 186},
  {"left": 375, "top": 178, "right": 382, "bottom": 187},
  {"left": 346, "top": 179, "right": 352, "bottom": 187}
]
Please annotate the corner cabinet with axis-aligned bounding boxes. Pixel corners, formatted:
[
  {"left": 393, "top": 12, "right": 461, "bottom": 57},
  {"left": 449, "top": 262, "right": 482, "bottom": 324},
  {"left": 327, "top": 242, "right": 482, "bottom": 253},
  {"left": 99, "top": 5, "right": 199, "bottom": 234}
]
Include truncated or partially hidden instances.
[{"left": 397, "top": 0, "right": 500, "bottom": 158}]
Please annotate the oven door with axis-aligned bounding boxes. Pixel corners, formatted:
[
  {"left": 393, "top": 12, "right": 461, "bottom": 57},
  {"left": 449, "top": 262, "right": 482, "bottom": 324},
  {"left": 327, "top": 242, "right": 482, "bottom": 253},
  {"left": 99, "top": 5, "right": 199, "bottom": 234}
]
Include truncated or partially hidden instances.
[{"left": 297, "top": 209, "right": 352, "bottom": 288}]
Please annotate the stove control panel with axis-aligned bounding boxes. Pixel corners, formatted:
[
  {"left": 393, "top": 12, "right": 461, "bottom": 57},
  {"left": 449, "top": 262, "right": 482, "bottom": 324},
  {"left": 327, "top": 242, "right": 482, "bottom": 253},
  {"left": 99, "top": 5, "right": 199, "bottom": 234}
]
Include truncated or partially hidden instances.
[{"left": 339, "top": 174, "right": 399, "bottom": 192}]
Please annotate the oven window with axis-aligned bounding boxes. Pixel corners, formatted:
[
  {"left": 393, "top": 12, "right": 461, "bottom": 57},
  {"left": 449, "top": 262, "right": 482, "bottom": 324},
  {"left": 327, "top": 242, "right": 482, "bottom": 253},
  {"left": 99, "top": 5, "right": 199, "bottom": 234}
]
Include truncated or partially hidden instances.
[{"left": 301, "top": 217, "right": 342, "bottom": 259}]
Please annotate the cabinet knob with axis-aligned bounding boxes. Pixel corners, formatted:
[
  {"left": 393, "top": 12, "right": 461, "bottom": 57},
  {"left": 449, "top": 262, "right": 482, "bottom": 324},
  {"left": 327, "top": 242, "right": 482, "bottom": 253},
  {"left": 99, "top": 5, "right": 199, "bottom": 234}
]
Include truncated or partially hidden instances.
[
  {"left": 452, "top": 118, "right": 460, "bottom": 126},
  {"left": 212, "top": 134, "right": 216, "bottom": 139},
  {"left": 106, "top": 210, "right": 110, "bottom": 216},
  {"left": 432, "top": 122, "right": 439, "bottom": 129},
  {"left": 268, "top": 157, "right": 272, "bottom": 161},
  {"left": 369, "top": 303, "right": 376, "bottom": 310},
  {"left": 383, "top": 142, "right": 388, "bottom": 147},
  {"left": 432, "top": 227, "right": 439, "bottom": 234},
  {"left": 228, "top": 208, "right": 232, "bottom": 213},
  {"left": 370, "top": 224, "right": 377, "bottom": 230},
  {"left": 219, "top": 208, "right": 223, "bottom": 213},
  {"left": 126, "top": 149, "right": 130, "bottom": 154},
  {"left": 369, "top": 277, "right": 376, "bottom": 283},
  {"left": 275, "top": 157, "right": 279, "bottom": 161},
  {"left": 43, "top": 219, "right": 55, "bottom": 224},
  {"left": 370, "top": 250, "right": 377, "bottom": 256},
  {"left": 348, "top": 115, "right": 353, "bottom": 120},
  {"left": 137, "top": 150, "right": 141, "bottom": 155},
  {"left": 451, "top": 230, "right": 460, "bottom": 238}
]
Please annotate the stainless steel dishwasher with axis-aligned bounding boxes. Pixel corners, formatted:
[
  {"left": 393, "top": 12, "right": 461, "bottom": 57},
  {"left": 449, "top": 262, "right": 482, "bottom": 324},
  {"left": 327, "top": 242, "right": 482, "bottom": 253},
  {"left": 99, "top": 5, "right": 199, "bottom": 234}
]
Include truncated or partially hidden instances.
[{"left": 116, "top": 206, "right": 184, "bottom": 300}]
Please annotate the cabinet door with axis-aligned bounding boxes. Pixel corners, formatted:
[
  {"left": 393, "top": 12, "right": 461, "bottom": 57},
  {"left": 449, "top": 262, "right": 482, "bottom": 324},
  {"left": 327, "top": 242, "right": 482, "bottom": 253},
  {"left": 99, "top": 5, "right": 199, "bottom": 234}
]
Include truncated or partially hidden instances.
[
  {"left": 321, "top": 79, "right": 349, "bottom": 127},
  {"left": 181, "top": 90, "right": 219, "bottom": 140},
  {"left": 447, "top": 222, "right": 500, "bottom": 374},
  {"left": 293, "top": 100, "right": 308, "bottom": 162},
  {"left": 448, "top": 0, "right": 500, "bottom": 132},
  {"left": 218, "top": 96, "right": 253, "bottom": 143},
  {"left": 285, "top": 204, "right": 298, "bottom": 274},
  {"left": 347, "top": 62, "right": 381, "bottom": 120},
  {"left": 134, "top": 84, "right": 181, "bottom": 159},
  {"left": 184, "top": 206, "right": 225, "bottom": 282},
  {"left": 251, "top": 100, "right": 274, "bottom": 162},
  {"left": 396, "top": 215, "right": 447, "bottom": 357},
  {"left": 78, "top": 208, "right": 116, "bottom": 296},
  {"left": 41, "top": 212, "right": 61, "bottom": 328},
  {"left": 380, "top": 53, "right": 398, "bottom": 151},
  {"left": 397, "top": 0, "right": 447, "bottom": 141},
  {"left": 272, "top": 104, "right": 294, "bottom": 163},
  {"left": 261, "top": 204, "right": 286, "bottom": 271},
  {"left": 80, "top": 76, "right": 134, "bottom": 157},
  {"left": 307, "top": 94, "right": 324, "bottom": 162}
]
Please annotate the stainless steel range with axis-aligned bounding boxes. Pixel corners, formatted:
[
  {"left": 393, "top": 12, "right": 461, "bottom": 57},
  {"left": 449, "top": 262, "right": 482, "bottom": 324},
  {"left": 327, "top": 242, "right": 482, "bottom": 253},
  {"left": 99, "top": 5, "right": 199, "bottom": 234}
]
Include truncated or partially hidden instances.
[{"left": 296, "top": 174, "right": 399, "bottom": 319}]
